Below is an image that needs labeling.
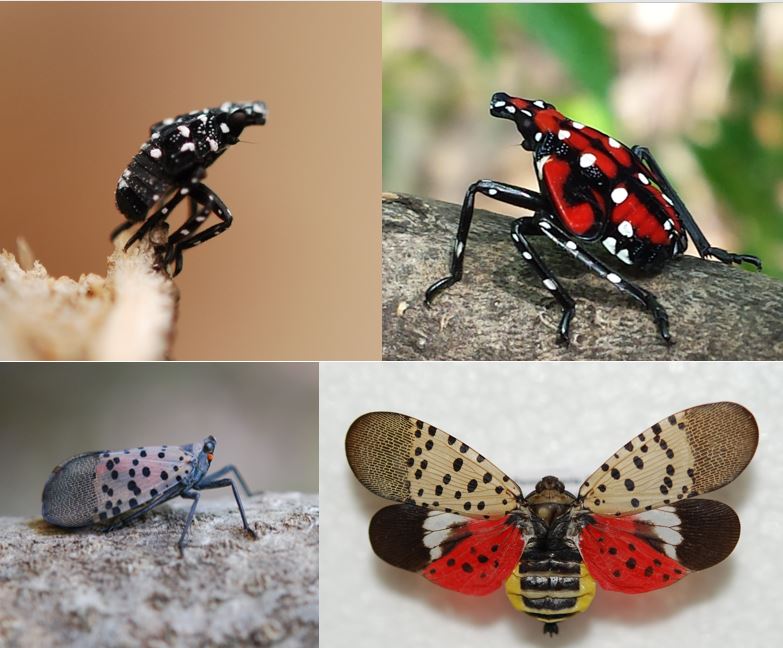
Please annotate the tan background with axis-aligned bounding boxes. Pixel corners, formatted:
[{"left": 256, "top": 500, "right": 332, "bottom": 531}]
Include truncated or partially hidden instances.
[{"left": 0, "top": 2, "right": 380, "bottom": 360}]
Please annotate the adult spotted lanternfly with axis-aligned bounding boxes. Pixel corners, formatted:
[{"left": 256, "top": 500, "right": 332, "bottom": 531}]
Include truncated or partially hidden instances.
[
  {"left": 425, "top": 94, "right": 762, "bottom": 343},
  {"left": 42, "top": 436, "right": 257, "bottom": 554},
  {"left": 112, "top": 101, "right": 267, "bottom": 276},
  {"left": 346, "top": 403, "right": 757, "bottom": 635}
]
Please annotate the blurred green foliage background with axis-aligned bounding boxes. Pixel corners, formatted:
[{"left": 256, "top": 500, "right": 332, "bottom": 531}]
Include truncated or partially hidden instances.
[{"left": 384, "top": 3, "right": 783, "bottom": 277}]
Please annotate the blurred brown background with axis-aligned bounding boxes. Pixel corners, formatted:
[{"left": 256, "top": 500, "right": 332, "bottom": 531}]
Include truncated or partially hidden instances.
[
  {"left": 0, "top": 2, "right": 380, "bottom": 359},
  {"left": 0, "top": 362, "right": 318, "bottom": 516}
]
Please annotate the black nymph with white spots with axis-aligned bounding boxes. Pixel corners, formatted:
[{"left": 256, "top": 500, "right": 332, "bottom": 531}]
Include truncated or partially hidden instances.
[
  {"left": 112, "top": 101, "right": 267, "bottom": 276},
  {"left": 42, "top": 436, "right": 257, "bottom": 554}
]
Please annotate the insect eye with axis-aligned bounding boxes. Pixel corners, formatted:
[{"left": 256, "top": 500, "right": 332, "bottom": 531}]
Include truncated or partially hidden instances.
[
  {"left": 204, "top": 441, "right": 215, "bottom": 454},
  {"left": 226, "top": 110, "right": 248, "bottom": 134}
]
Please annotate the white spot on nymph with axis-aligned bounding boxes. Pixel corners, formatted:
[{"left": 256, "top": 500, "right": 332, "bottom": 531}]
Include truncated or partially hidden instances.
[
  {"left": 637, "top": 172, "right": 649, "bottom": 185},
  {"left": 180, "top": 188, "right": 190, "bottom": 195},
  {"left": 611, "top": 187, "right": 629, "bottom": 204},
  {"left": 149, "top": 148, "right": 162, "bottom": 159},
  {"left": 603, "top": 237, "right": 617, "bottom": 254},
  {"left": 618, "top": 220, "right": 633, "bottom": 237},
  {"left": 197, "top": 114, "right": 208, "bottom": 124},
  {"left": 608, "top": 137, "right": 621, "bottom": 148},
  {"left": 162, "top": 118, "right": 174, "bottom": 125},
  {"left": 536, "top": 154, "right": 551, "bottom": 175},
  {"left": 579, "top": 153, "right": 596, "bottom": 168},
  {"left": 607, "top": 272, "right": 622, "bottom": 284},
  {"left": 219, "top": 122, "right": 230, "bottom": 134},
  {"left": 220, "top": 101, "right": 233, "bottom": 112},
  {"left": 493, "top": 100, "right": 506, "bottom": 108},
  {"left": 253, "top": 103, "right": 266, "bottom": 114},
  {"left": 180, "top": 142, "right": 196, "bottom": 152},
  {"left": 505, "top": 105, "right": 516, "bottom": 114},
  {"left": 454, "top": 240, "right": 464, "bottom": 257},
  {"left": 571, "top": 121, "right": 584, "bottom": 129},
  {"left": 180, "top": 229, "right": 190, "bottom": 236},
  {"left": 152, "top": 194, "right": 160, "bottom": 201},
  {"left": 207, "top": 138, "right": 219, "bottom": 152},
  {"left": 522, "top": 251, "right": 532, "bottom": 260},
  {"left": 543, "top": 278, "right": 557, "bottom": 291},
  {"left": 558, "top": 129, "right": 571, "bottom": 140},
  {"left": 520, "top": 109, "right": 532, "bottom": 117},
  {"left": 534, "top": 100, "right": 545, "bottom": 108},
  {"left": 538, "top": 221, "right": 552, "bottom": 230},
  {"left": 151, "top": 132, "right": 160, "bottom": 140},
  {"left": 117, "top": 179, "right": 128, "bottom": 189},
  {"left": 511, "top": 233, "right": 520, "bottom": 243},
  {"left": 566, "top": 241, "right": 577, "bottom": 251},
  {"left": 122, "top": 169, "right": 131, "bottom": 178},
  {"left": 664, "top": 219, "right": 674, "bottom": 231},
  {"left": 662, "top": 193, "right": 674, "bottom": 205},
  {"left": 162, "top": 207, "right": 169, "bottom": 215},
  {"left": 534, "top": 132, "right": 543, "bottom": 142},
  {"left": 488, "top": 188, "right": 497, "bottom": 196},
  {"left": 616, "top": 248, "right": 632, "bottom": 264},
  {"left": 177, "top": 125, "right": 191, "bottom": 138}
]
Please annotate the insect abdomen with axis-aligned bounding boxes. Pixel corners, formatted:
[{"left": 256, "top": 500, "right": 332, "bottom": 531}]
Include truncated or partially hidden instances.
[
  {"left": 116, "top": 153, "right": 173, "bottom": 221},
  {"left": 42, "top": 453, "right": 101, "bottom": 528},
  {"left": 505, "top": 552, "right": 596, "bottom": 624}
]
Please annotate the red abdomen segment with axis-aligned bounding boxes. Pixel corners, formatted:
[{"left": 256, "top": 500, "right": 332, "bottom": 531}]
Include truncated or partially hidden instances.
[
  {"left": 542, "top": 158, "right": 605, "bottom": 238},
  {"left": 579, "top": 514, "right": 687, "bottom": 593}
]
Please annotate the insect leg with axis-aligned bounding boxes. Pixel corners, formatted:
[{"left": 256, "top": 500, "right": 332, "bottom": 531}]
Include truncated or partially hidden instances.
[
  {"left": 102, "top": 491, "right": 175, "bottom": 533},
  {"left": 123, "top": 191, "right": 188, "bottom": 251},
  {"left": 110, "top": 219, "right": 136, "bottom": 240},
  {"left": 165, "top": 184, "right": 233, "bottom": 276},
  {"left": 510, "top": 216, "right": 576, "bottom": 344},
  {"left": 533, "top": 215, "right": 672, "bottom": 343},
  {"left": 425, "top": 180, "right": 548, "bottom": 304},
  {"left": 199, "top": 465, "right": 257, "bottom": 496},
  {"left": 194, "top": 478, "right": 258, "bottom": 539},
  {"left": 631, "top": 146, "right": 761, "bottom": 269},
  {"left": 177, "top": 490, "right": 201, "bottom": 555}
]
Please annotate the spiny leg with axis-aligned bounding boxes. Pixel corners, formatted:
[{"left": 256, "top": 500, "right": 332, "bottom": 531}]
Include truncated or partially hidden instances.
[
  {"left": 199, "top": 465, "right": 258, "bottom": 497},
  {"left": 532, "top": 215, "right": 672, "bottom": 343},
  {"left": 194, "top": 478, "right": 257, "bottom": 539},
  {"left": 165, "top": 183, "right": 233, "bottom": 277},
  {"left": 425, "top": 179, "right": 548, "bottom": 304},
  {"left": 631, "top": 145, "right": 761, "bottom": 269},
  {"left": 178, "top": 490, "right": 201, "bottom": 556},
  {"left": 164, "top": 196, "right": 214, "bottom": 275},
  {"left": 510, "top": 216, "right": 576, "bottom": 344}
]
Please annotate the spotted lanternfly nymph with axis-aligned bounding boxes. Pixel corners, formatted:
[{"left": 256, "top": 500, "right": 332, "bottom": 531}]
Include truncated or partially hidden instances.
[
  {"left": 425, "top": 94, "right": 762, "bottom": 344},
  {"left": 346, "top": 403, "right": 757, "bottom": 635},
  {"left": 42, "top": 436, "right": 257, "bottom": 554},
  {"left": 112, "top": 101, "right": 267, "bottom": 276}
]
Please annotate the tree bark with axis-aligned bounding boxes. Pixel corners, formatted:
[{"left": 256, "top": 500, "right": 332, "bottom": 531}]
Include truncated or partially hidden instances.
[
  {"left": 382, "top": 193, "right": 783, "bottom": 360},
  {"left": 0, "top": 492, "right": 318, "bottom": 647},
  {"left": 0, "top": 225, "right": 178, "bottom": 360}
]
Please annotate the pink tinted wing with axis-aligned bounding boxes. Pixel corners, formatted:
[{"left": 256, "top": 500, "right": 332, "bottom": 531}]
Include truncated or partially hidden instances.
[{"left": 92, "top": 444, "right": 197, "bottom": 522}]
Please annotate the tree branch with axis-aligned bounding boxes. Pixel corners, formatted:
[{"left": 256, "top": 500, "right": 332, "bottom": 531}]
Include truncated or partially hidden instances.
[
  {"left": 0, "top": 225, "right": 178, "bottom": 360},
  {"left": 0, "top": 492, "right": 318, "bottom": 647},
  {"left": 383, "top": 193, "right": 783, "bottom": 360}
]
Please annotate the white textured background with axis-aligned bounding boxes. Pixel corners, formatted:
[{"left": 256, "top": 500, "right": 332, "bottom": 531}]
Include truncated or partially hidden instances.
[{"left": 320, "top": 362, "right": 782, "bottom": 647}]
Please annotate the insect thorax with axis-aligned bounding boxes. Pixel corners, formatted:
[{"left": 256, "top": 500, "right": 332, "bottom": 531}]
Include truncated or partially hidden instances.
[{"left": 505, "top": 476, "right": 596, "bottom": 627}]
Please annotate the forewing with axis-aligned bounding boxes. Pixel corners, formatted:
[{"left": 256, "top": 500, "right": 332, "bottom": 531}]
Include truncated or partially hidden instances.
[
  {"left": 370, "top": 504, "right": 524, "bottom": 595},
  {"left": 43, "top": 444, "right": 198, "bottom": 527},
  {"left": 579, "top": 499, "right": 740, "bottom": 594},
  {"left": 579, "top": 403, "right": 757, "bottom": 515},
  {"left": 346, "top": 412, "right": 522, "bottom": 518}
]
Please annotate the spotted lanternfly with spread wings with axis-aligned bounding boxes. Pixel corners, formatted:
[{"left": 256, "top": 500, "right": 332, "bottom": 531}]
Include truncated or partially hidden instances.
[
  {"left": 425, "top": 94, "right": 762, "bottom": 344},
  {"left": 346, "top": 403, "right": 757, "bottom": 635},
  {"left": 42, "top": 436, "right": 257, "bottom": 554}
]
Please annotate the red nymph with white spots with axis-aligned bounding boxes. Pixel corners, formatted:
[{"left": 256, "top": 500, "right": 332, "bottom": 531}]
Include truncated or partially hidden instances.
[
  {"left": 425, "top": 93, "right": 761, "bottom": 343},
  {"left": 346, "top": 403, "right": 757, "bottom": 636}
]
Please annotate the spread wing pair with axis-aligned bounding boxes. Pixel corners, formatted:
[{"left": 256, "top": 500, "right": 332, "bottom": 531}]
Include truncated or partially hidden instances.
[{"left": 346, "top": 404, "right": 757, "bottom": 609}]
